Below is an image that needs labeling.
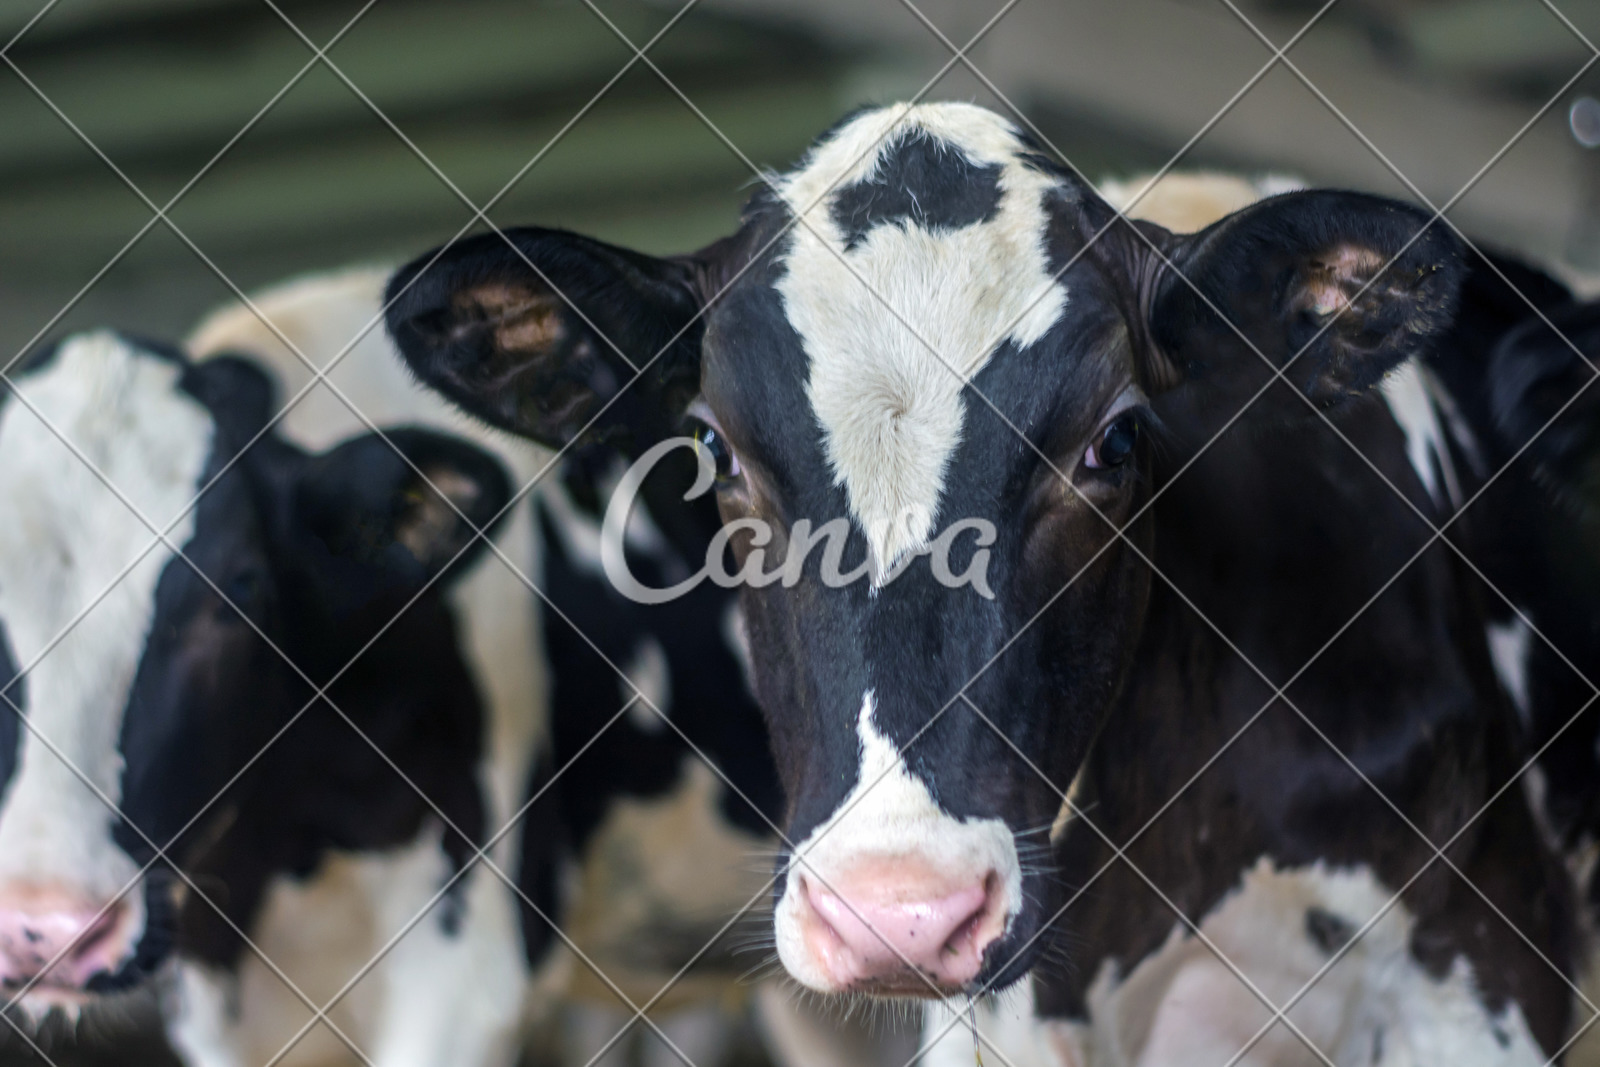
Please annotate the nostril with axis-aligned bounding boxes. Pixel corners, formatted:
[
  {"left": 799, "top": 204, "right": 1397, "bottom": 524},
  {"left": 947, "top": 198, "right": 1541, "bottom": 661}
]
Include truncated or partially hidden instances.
[
  {"left": 794, "top": 864, "right": 1010, "bottom": 993},
  {"left": 0, "top": 895, "right": 133, "bottom": 989},
  {"left": 941, "top": 870, "right": 1005, "bottom": 960}
]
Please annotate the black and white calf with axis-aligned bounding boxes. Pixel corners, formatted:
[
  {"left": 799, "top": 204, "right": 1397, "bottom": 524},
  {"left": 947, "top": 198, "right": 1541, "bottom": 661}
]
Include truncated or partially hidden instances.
[
  {"left": 189, "top": 275, "right": 894, "bottom": 1067},
  {"left": 386, "top": 103, "right": 1577, "bottom": 1063},
  {"left": 0, "top": 330, "right": 527, "bottom": 1067},
  {"left": 1099, "top": 174, "right": 1600, "bottom": 1060}
]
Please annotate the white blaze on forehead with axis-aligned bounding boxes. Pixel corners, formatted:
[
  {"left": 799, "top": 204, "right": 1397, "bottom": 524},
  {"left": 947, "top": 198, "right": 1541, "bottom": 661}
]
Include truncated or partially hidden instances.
[
  {"left": 774, "top": 690, "right": 1021, "bottom": 990},
  {"left": 777, "top": 103, "right": 1069, "bottom": 574},
  {"left": 0, "top": 332, "right": 213, "bottom": 897}
]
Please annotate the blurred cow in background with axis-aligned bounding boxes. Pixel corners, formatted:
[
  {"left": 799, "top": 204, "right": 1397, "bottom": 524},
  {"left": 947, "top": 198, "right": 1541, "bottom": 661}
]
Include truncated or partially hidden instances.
[
  {"left": 190, "top": 273, "right": 912, "bottom": 1067},
  {"left": 0, "top": 330, "right": 527, "bottom": 1067}
]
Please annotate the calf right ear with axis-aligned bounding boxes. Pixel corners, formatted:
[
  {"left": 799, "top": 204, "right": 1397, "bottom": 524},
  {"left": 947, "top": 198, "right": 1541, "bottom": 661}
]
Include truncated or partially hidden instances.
[
  {"left": 385, "top": 228, "right": 704, "bottom": 452},
  {"left": 1139, "top": 190, "right": 1464, "bottom": 416}
]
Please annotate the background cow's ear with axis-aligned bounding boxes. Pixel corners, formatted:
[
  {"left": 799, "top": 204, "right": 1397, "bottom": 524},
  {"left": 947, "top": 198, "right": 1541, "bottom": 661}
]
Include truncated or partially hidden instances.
[
  {"left": 295, "top": 428, "right": 513, "bottom": 588},
  {"left": 1142, "top": 190, "right": 1464, "bottom": 414},
  {"left": 384, "top": 227, "right": 704, "bottom": 452},
  {"left": 1490, "top": 301, "right": 1600, "bottom": 505},
  {"left": 181, "top": 354, "right": 278, "bottom": 440}
]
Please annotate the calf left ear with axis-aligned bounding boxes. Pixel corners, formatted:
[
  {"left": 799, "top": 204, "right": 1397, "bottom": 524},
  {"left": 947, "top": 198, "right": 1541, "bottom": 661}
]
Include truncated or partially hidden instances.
[
  {"left": 1142, "top": 190, "right": 1464, "bottom": 413},
  {"left": 295, "top": 428, "right": 513, "bottom": 587}
]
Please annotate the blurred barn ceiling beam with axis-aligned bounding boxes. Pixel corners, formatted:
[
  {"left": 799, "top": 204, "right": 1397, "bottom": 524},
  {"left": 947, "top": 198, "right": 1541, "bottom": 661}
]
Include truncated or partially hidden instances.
[{"left": 702, "top": 0, "right": 1600, "bottom": 264}]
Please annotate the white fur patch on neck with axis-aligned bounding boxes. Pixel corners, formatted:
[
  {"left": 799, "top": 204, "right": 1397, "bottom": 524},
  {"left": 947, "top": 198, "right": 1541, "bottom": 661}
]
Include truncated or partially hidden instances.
[
  {"left": 0, "top": 333, "right": 212, "bottom": 897},
  {"left": 1381, "top": 361, "right": 1463, "bottom": 512},
  {"left": 774, "top": 690, "right": 1021, "bottom": 990},
  {"left": 1487, "top": 616, "right": 1534, "bottom": 724},
  {"left": 1077, "top": 859, "right": 1546, "bottom": 1066},
  {"left": 777, "top": 103, "right": 1069, "bottom": 575}
]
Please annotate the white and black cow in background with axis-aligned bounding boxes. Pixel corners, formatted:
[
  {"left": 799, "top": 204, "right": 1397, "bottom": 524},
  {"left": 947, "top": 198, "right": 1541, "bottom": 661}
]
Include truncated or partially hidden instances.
[
  {"left": 384, "top": 102, "right": 1579, "bottom": 1064},
  {"left": 1429, "top": 262, "right": 1600, "bottom": 1067},
  {"left": 188, "top": 275, "right": 909, "bottom": 1067},
  {"left": 0, "top": 329, "right": 532, "bottom": 1067}
]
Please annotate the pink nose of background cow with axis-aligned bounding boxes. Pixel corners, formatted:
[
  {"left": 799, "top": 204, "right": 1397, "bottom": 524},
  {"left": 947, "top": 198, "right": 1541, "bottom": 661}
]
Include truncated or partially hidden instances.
[
  {"left": 796, "top": 859, "right": 1008, "bottom": 993},
  {"left": 0, "top": 888, "right": 133, "bottom": 991}
]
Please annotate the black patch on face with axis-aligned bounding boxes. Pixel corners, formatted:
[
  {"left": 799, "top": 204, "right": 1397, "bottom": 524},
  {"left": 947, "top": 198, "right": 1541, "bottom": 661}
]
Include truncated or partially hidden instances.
[
  {"left": 1304, "top": 906, "right": 1354, "bottom": 955},
  {"left": 830, "top": 130, "right": 1003, "bottom": 251}
]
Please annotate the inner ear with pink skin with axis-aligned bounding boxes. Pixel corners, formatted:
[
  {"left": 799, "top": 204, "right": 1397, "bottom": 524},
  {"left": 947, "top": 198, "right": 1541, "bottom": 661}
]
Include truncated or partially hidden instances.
[
  {"left": 1132, "top": 189, "right": 1465, "bottom": 419},
  {"left": 384, "top": 228, "right": 704, "bottom": 453}
]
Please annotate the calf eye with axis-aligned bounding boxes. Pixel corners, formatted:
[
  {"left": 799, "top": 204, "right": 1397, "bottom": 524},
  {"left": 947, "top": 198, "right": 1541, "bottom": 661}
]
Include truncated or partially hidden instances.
[
  {"left": 1084, "top": 414, "right": 1139, "bottom": 471},
  {"left": 689, "top": 420, "right": 742, "bottom": 483}
]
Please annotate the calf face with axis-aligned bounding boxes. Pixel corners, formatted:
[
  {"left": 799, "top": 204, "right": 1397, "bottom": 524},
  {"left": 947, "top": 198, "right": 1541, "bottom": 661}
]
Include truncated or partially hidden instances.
[
  {"left": 0, "top": 332, "right": 506, "bottom": 1012},
  {"left": 386, "top": 102, "right": 1463, "bottom": 997}
]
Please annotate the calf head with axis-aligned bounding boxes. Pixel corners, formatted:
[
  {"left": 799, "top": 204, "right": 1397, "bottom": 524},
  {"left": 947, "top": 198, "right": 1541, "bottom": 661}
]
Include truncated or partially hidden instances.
[
  {"left": 387, "top": 102, "right": 1462, "bottom": 997},
  {"left": 0, "top": 332, "right": 505, "bottom": 1013}
]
